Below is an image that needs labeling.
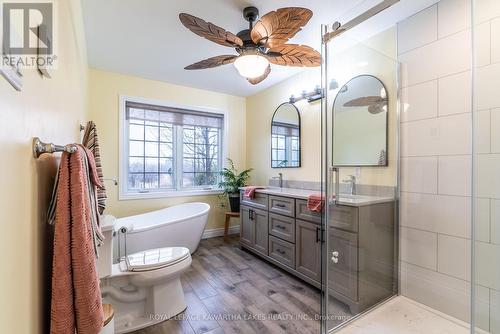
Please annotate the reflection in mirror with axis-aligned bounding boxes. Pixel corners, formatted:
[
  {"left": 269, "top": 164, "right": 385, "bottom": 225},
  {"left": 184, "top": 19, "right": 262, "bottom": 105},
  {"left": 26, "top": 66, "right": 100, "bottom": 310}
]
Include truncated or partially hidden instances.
[
  {"left": 333, "top": 75, "right": 388, "bottom": 166},
  {"left": 271, "top": 103, "right": 301, "bottom": 168}
]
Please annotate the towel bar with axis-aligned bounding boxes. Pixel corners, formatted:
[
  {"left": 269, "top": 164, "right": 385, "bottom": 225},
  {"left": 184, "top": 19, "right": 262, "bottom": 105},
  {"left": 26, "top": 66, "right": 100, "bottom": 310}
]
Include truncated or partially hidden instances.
[{"left": 32, "top": 137, "right": 77, "bottom": 158}]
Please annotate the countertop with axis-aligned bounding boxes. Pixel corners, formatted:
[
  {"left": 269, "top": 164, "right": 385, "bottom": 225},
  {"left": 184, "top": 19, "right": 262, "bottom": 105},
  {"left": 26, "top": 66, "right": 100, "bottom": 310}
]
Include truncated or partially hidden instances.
[{"left": 241, "top": 187, "right": 394, "bottom": 207}]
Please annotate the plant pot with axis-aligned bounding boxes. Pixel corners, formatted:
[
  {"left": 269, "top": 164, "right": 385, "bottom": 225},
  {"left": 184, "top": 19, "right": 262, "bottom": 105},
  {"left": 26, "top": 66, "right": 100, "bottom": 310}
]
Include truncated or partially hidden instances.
[{"left": 228, "top": 193, "right": 240, "bottom": 213}]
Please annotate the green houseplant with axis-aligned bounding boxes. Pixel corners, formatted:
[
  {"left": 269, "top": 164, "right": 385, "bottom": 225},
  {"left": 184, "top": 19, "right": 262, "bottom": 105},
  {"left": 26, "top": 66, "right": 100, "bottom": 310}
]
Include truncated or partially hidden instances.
[{"left": 219, "top": 158, "right": 252, "bottom": 212}]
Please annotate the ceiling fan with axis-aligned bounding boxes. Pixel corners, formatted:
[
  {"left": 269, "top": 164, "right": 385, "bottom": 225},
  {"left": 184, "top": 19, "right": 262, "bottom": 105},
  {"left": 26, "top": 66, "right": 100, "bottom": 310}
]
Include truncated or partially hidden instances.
[{"left": 179, "top": 6, "right": 321, "bottom": 85}]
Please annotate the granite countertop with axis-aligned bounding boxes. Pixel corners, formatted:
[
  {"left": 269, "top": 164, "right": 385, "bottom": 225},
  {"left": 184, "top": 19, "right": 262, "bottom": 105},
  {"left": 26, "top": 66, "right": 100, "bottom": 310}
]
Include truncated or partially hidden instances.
[{"left": 241, "top": 186, "right": 394, "bottom": 207}]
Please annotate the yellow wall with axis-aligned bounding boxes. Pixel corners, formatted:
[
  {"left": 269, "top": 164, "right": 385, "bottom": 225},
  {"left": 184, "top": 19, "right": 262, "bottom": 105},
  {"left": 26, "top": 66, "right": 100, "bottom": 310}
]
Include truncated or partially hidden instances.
[
  {"left": 0, "top": 1, "right": 89, "bottom": 333},
  {"left": 246, "top": 27, "right": 397, "bottom": 188},
  {"left": 246, "top": 69, "right": 322, "bottom": 185},
  {"left": 87, "top": 69, "right": 246, "bottom": 230}
]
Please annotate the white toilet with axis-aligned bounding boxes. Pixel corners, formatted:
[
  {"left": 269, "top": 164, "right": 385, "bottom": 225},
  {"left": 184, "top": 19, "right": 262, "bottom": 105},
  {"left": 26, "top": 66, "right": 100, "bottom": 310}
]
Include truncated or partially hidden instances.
[{"left": 97, "top": 215, "right": 192, "bottom": 333}]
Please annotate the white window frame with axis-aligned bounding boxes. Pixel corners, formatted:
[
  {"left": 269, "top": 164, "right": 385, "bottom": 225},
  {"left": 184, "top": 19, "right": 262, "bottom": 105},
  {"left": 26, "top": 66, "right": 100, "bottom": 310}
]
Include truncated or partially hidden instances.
[{"left": 119, "top": 95, "right": 228, "bottom": 200}]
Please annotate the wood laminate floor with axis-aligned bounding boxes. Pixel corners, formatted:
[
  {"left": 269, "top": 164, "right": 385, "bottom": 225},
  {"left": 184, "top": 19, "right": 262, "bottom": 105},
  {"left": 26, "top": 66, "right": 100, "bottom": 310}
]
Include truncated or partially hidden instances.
[{"left": 131, "top": 236, "right": 332, "bottom": 334}]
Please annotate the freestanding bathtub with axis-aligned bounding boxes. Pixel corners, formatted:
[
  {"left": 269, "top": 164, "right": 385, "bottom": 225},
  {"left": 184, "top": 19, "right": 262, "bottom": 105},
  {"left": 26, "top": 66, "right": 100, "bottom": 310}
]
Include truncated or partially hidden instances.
[{"left": 114, "top": 202, "right": 210, "bottom": 260}]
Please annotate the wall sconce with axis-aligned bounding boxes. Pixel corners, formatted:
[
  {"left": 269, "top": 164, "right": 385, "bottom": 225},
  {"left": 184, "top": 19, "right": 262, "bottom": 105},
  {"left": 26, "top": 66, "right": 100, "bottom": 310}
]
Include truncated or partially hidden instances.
[{"left": 289, "top": 85, "right": 324, "bottom": 104}]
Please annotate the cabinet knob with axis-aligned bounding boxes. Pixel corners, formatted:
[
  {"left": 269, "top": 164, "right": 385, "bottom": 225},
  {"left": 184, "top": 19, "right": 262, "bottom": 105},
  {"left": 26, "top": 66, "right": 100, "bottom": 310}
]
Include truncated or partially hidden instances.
[{"left": 332, "top": 251, "right": 339, "bottom": 264}]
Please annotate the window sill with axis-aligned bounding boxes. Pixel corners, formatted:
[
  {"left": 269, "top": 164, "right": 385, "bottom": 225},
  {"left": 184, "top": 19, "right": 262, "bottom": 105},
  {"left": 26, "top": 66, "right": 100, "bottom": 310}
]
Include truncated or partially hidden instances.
[{"left": 119, "top": 189, "right": 224, "bottom": 200}]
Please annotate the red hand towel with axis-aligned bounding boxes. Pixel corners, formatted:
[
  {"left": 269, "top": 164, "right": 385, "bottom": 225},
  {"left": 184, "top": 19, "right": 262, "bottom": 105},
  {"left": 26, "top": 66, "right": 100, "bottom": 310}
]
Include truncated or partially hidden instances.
[
  {"left": 243, "top": 186, "right": 265, "bottom": 199},
  {"left": 307, "top": 194, "right": 325, "bottom": 213}
]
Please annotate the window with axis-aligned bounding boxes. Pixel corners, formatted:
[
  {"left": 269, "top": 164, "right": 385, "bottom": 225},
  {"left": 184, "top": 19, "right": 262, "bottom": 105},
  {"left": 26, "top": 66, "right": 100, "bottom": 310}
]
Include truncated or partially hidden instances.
[{"left": 120, "top": 98, "right": 225, "bottom": 198}]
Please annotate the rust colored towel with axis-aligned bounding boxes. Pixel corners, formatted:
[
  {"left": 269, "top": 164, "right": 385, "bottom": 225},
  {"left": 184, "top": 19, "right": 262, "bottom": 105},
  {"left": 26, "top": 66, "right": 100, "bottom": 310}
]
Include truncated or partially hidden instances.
[
  {"left": 82, "top": 121, "right": 107, "bottom": 215},
  {"left": 244, "top": 186, "right": 265, "bottom": 199},
  {"left": 307, "top": 194, "right": 325, "bottom": 213},
  {"left": 50, "top": 146, "right": 104, "bottom": 334}
]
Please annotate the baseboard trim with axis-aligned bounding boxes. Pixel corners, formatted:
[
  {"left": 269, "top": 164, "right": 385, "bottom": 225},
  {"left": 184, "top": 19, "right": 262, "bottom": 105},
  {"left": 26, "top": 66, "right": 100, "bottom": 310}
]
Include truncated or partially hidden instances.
[{"left": 202, "top": 225, "right": 240, "bottom": 239}]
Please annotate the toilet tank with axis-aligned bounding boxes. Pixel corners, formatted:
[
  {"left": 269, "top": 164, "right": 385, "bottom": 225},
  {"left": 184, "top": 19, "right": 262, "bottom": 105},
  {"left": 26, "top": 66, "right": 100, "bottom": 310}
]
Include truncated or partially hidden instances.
[{"left": 97, "top": 215, "right": 116, "bottom": 279}]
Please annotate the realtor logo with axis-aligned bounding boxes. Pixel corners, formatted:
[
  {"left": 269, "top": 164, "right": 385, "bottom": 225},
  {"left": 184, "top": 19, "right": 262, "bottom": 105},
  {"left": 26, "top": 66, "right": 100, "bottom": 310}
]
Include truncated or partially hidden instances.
[
  {"left": 3, "top": 2, "right": 53, "bottom": 55},
  {"left": 1, "top": 1, "right": 56, "bottom": 72}
]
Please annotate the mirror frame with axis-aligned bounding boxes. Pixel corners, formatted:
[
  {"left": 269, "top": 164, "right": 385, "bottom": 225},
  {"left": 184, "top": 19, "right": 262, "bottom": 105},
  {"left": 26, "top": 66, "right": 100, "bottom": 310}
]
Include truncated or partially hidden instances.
[
  {"left": 332, "top": 74, "right": 389, "bottom": 167},
  {"left": 271, "top": 102, "right": 301, "bottom": 169}
]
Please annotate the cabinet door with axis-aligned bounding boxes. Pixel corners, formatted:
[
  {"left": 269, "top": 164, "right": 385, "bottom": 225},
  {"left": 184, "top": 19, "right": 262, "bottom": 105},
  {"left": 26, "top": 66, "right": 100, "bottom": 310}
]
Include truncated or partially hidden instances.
[
  {"left": 253, "top": 208, "right": 269, "bottom": 255},
  {"left": 240, "top": 206, "right": 254, "bottom": 246},
  {"left": 329, "top": 227, "right": 358, "bottom": 301},
  {"left": 295, "top": 219, "right": 321, "bottom": 282}
]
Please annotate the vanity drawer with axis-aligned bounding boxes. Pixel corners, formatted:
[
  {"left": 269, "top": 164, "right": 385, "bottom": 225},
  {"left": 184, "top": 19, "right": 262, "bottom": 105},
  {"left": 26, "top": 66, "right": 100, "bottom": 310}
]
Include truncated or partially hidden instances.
[
  {"left": 296, "top": 199, "right": 322, "bottom": 224},
  {"left": 269, "top": 236, "right": 295, "bottom": 269},
  {"left": 330, "top": 205, "right": 358, "bottom": 232},
  {"left": 269, "top": 195, "right": 295, "bottom": 217},
  {"left": 241, "top": 191, "right": 268, "bottom": 210},
  {"left": 269, "top": 213, "right": 295, "bottom": 243}
]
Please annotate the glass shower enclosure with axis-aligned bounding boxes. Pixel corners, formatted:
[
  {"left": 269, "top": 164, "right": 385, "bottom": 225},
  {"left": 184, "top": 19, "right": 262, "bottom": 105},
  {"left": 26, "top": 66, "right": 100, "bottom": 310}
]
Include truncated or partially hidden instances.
[
  {"left": 319, "top": 0, "right": 500, "bottom": 333},
  {"left": 320, "top": 9, "right": 400, "bottom": 332}
]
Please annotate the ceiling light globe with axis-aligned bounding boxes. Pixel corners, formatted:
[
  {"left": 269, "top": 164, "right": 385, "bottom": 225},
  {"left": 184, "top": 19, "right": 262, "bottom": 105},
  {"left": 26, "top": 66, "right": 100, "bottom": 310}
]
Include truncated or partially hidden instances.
[{"left": 234, "top": 54, "right": 269, "bottom": 79}]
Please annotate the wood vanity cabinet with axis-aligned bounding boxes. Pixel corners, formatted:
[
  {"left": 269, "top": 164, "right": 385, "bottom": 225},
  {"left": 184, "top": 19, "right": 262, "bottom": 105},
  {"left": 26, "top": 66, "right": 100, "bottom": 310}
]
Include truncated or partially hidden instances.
[
  {"left": 240, "top": 192, "right": 322, "bottom": 288},
  {"left": 295, "top": 219, "right": 322, "bottom": 282},
  {"left": 240, "top": 205, "right": 268, "bottom": 256},
  {"left": 328, "top": 202, "right": 396, "bottom": 314},
  {"left": 240, "top": 190, "right": 396, "bottom": 313}
]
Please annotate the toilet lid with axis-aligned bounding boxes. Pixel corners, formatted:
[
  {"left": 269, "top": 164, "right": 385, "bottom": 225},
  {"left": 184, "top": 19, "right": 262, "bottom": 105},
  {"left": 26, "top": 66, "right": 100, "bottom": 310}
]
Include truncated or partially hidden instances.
[{"left": 125, "top": 247, "right": 190, "bottom": 271}]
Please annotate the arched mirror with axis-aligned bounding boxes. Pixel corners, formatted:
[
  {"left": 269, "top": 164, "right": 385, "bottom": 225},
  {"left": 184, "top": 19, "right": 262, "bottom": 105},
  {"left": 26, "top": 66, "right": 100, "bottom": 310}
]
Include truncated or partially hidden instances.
[
  {"left": 271, "top": 102, "right": 301, "bottom": 168},
  {"left": 333, "top": 75, "right": 388, "bottom": 166}
]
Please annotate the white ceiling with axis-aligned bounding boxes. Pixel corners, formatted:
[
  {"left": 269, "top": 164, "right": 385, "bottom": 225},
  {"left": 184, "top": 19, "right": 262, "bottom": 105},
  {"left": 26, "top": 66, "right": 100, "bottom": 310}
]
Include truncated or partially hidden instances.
[{"left": 81, "top": 0, "right": 438, "bottom": 97}]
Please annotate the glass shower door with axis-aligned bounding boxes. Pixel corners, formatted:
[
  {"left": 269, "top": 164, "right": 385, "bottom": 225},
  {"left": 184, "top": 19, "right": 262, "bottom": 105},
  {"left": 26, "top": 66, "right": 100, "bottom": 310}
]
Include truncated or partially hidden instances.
[
  {"left": 320, "top": 19, "right": 399, "bottom": 332},
  {"left": 472, "top": 1, "right": 500, "bottom": 332}
]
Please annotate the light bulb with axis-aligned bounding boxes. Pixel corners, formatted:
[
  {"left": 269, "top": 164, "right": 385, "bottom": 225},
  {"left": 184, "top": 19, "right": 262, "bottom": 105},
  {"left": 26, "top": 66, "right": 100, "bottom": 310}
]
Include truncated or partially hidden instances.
[{"left": 234, "top": 54, "right": 269, "bottom": 79}]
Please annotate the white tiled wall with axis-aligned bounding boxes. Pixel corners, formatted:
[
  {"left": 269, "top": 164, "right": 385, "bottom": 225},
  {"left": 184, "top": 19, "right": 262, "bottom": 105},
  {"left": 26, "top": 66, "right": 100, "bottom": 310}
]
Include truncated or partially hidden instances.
[{"left": 398, "top": 0, "right": 500, "bottom": 331}]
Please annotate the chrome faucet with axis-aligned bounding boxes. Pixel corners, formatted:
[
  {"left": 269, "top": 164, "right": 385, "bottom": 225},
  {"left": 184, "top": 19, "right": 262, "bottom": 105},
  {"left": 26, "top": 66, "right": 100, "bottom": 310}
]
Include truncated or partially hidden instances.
[
  {"left": 343, "top": 175, "right": 357, "bottom": 195},
  {"left": 272, "top": 173, "right": 283, "bottom": 188}
]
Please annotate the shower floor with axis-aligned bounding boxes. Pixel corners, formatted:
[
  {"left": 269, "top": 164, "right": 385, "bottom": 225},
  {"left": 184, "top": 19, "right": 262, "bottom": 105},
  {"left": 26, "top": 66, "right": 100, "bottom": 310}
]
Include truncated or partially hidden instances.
[{"left": 335, "top": 296, "right": 471, "bottom": 334}]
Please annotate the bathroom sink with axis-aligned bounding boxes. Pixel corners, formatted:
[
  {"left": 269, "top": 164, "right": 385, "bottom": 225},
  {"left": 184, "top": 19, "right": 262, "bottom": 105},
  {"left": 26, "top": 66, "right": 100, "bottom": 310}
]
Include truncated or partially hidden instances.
[
  {"left": 338, "top": 194, "right": 373, "bottom": 201},
  {"left": 336, "top": 194, "right": 393, "bottom": 206}
]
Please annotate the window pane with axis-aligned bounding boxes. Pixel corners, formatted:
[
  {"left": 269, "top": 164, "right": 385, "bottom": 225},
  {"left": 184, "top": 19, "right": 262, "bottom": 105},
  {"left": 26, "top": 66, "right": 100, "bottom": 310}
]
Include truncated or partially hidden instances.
[
  {"left": 183, "top": 158, "right": 194, "bottom": 172},
  {"left": 278, "top": 137, "right": 285, "bottom": 149},
  {"left": 145, "top": 158, "right": 158, "bottom": 172},
  {"left": 160, "top": 127, "right": 172, "bottom": 142},
  {"left": 129, "top": 141, "right": 144, "bottom": 156},
  {"left": 144, "top": 173, "right": 158, "bottom": 188},
  {"left": 183, "top": 143, "right": 195, "bottom": 158},
  {"left": 129, "top": 157, "right": 143, "bottom": 172},
  {"left": 160, "top": 173, "right": 173, "bottom": 188},
  {"left": 128, "top": 173, "right": 144, "bottom": 189},
  {"left": 145, "top": 126, "right": 159, "bottom": 141},
  {"left": 183, "top": 173, "right": 194, "bottom": 187},
  {"left": 194, "top": 173, "right": 216, "bottom": 186},
  {"left": 160, "top": 143, "right": 172, "bottom": 158},
  {"left": 183, "top": 127, "right": 195, "bottom": 143},
  {"left": 160, "top": 158, "right": 173, "bottom": 173},
  {"left": 145, "top": 142, "right": 158, "bottom": 156},
  {"left": 129, "top": 124, "right": 144, "bottom": 140},
  {"left": 128, "top": 108, "right": 144, "bottom": 124},
  {"left": 145, "top": 110, "right": 159, "bottom": 125},
  {"left": 278, "top": 150, "right": 285, "bottom": 161}
]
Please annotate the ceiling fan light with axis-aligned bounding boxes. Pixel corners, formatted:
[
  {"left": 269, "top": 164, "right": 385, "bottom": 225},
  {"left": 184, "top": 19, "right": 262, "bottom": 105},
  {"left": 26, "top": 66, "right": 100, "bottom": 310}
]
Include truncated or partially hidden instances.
[{"left": 234, "top": 54, "right": 269, "bottom": 79}]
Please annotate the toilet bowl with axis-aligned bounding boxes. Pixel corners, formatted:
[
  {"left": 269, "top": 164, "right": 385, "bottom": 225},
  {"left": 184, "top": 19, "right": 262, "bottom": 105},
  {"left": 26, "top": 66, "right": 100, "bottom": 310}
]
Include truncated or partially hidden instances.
[{"left": 97, "top": 216, "right": 192, "bottom": 333}]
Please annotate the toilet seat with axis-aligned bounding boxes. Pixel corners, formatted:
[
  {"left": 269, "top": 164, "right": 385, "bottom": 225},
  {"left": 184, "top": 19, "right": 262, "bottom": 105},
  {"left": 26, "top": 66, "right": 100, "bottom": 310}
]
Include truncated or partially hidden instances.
[{"left": 125, "top": 247, "right": 190, "bottom": 272}]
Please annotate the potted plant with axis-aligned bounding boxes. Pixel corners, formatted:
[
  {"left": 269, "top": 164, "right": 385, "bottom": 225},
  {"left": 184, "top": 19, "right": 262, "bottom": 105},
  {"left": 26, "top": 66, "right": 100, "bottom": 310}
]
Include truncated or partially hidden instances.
[{"left": 219, "top": 158, "right": 252, "bottom": 212}]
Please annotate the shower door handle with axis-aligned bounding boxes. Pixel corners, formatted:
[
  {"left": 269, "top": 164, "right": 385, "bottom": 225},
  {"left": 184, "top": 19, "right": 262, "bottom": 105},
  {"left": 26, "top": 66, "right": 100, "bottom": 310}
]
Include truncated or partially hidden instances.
[{"left": 329, "top": 166, "right": 340, "bottom": 205}]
